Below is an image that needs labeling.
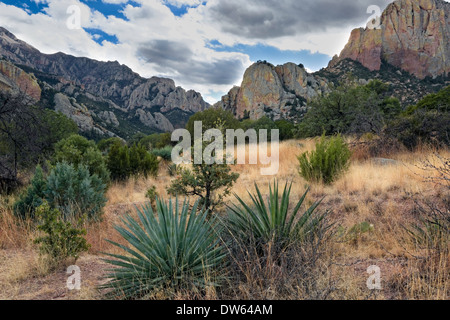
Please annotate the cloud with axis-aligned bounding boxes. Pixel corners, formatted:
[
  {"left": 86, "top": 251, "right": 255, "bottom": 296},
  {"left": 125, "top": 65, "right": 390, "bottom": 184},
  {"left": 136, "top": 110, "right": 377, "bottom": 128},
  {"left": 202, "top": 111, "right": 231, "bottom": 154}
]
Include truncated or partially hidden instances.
[{"left": 207, "top": 0, "right": 393, "bottom": 39}]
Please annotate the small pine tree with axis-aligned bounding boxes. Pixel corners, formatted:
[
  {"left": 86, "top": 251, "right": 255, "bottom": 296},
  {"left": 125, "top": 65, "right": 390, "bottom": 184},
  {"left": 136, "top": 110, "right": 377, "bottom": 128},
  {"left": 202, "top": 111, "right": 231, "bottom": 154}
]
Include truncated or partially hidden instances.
[
  {"left": 34, "top": 201, "right": 90, "bottom": 265},
  {"left": 167, "top": 150, "right": 239, "bottom": 216}
]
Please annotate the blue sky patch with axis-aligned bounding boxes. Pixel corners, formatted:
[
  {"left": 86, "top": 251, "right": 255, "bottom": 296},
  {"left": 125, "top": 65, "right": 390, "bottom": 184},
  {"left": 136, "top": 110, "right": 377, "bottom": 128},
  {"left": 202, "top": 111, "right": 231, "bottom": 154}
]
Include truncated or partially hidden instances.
[
  {"left": 0, "top": 0, "right": 48, "bottom": 14},
  {"left": 163, "top": 1, "right": 206, "bottom": 17},
  {"left": 209, "top": 42, "right": 331, "bottom": 72},
  {"left": 79, "top": 0, "right": 141, "bottom": 21},
  {"left": 84, "top": 27, "right": 119, "bottom": 45}
]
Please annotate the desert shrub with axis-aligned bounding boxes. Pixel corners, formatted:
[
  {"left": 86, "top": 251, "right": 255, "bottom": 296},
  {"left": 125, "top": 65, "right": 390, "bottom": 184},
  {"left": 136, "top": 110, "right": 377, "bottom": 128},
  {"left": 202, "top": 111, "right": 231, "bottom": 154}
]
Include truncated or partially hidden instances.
[
  {"left": 186, "top": 108, "right": 240, "bottom": 138},
  {"left": 386, "top": 110, "right": 450, "bottom": 150},
  {"left": 34, "top": 201, "right": 90, "bottom": 265},
  {"left": 167, "top": 163, "right": 178, "bottom": 177},
  {"left": 13, "top": 165, "right": 47, "bottom": 219},
  {"left": 296, "top": 80, "right": 401, "bottom": 138},
  {"left": 275, "top": 120, "right": 295, "bottom": 141},
  {"left": 54, "top": 134, "right": 110, "bottom": 183},
  {"left": 145, "top": 186, "right": 159, "bottom": 209},
  {"left": 102, "top": 199, "right": 226, "bottom": 299},
  {"left": 45, "top": 162, "right": 107, "bottom": 220},
  {"left": 298, "top": 134, "right": 351, "bottom": 184},
  {"left": 139, "top": 133, "right": 173, "bottom": 150},
  {"left": 151, "top": 146, "right": 173, "bottom": 161},
  {"left": 108, "top": 144, "right": 159, "bottom": 181},
  {"left": 227, "top": 181, "right": 329, "bottom": 252},
  {"left": 97, "top": 137, "right": 125, "bottom": 154}
]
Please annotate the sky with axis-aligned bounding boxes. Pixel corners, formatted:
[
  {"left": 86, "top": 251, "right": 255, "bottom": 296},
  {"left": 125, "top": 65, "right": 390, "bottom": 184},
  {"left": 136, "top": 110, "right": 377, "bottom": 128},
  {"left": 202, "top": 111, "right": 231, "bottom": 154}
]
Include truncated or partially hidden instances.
[{"left": 0, "top": 0, "right": 400, "bottom": 103}]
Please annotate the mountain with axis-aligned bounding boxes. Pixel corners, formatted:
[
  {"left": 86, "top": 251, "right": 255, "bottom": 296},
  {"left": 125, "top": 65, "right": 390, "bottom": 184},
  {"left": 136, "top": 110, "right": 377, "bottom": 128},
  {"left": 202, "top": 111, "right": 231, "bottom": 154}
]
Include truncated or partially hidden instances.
[
  {"left": 329, "top": 0, "right": 449, "bottom": 79},
  {"left": 0, "top": 27, "right": 209, "bottom": 140},
  {"left": 216, "top": 0, "right": 449, "bottom": 122},
  {"left": 215, "top": 61, "right": 329, "bottom": 122},
  {"left": 0, "top": 59, "right": 41, "bottom": 101}
]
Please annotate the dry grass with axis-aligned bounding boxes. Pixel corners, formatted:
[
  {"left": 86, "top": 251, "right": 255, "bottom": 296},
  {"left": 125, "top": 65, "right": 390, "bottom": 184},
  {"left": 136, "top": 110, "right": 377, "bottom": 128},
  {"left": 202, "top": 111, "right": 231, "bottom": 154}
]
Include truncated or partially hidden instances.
[{"left": 0, "top": 139, "right": 448, "bottom": 300}]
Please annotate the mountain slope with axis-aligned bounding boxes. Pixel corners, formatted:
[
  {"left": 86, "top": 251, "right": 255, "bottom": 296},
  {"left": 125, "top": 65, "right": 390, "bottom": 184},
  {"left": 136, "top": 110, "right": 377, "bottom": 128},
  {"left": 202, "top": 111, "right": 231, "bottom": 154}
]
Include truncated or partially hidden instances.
[
  {"left": 0, "top": 27, "right": 209, "bottom": 139},
  {"left": 329, "top": 0, "right": 450, "bottom": 79}
]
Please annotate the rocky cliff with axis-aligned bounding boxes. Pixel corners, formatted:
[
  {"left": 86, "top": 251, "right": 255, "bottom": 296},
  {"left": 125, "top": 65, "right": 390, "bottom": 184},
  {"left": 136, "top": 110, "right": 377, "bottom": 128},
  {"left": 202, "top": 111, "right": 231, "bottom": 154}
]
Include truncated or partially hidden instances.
[
  {"left": 0, "top": 59, "right": 41, "bottom": 101},
  {"left": 329, "top": 0, "right": 450, "bottom": 79},
  {"left": 0, "top": 27, "right": 209, "bottom": 138},
  {"left": 215, "top": 61, "right": 329, "bottom": 121}
]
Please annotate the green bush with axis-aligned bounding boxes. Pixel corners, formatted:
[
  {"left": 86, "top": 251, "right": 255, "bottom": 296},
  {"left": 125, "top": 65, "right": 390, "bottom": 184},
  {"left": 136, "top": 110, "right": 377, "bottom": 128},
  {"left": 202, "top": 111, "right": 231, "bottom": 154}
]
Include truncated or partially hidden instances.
[
  {"left": 14, "top": 165, "right": 47, "bottom": 219},
  {"left": 298, "top": 134, "right": 351, "bottom": 184},
  {"left": 108, "top": 144, "right": 159, "bottom": 181},
  {"left": 45, "top": 162, "right": 107, "bottom": 220},
  {"left": 139, "top": 133, "right": 173, "bottom": 150},
  {"left": 151, "top": 146, "right": 173, "bottom": 161},
  {"left": 227, "top": 181, "right": 328, "bottom": 250},
  {"left": 34, "top": 201, "right": 90, "bottom": 265},
  {"left": 145, "top": 186, "right": 159, "bottom": 209},
  {"left": 186, "top": 108, "right": 240, "bottom": 137},
  {"left": 102, "top": 199, "right": 226, "bottom": 299},
  {"left": 54, "top": 134, "right": 110, "bottom": 183}
]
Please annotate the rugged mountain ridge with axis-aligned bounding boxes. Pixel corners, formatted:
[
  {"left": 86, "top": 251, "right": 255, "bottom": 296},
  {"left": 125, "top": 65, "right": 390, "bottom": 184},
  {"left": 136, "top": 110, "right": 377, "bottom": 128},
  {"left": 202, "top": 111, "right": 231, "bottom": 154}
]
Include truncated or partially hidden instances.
[
  {"left": 0, "top": 27, "right": 209, "bottom": 139},
  {"left": 329, "top": 0, "right": 450, "bottom": 79}
]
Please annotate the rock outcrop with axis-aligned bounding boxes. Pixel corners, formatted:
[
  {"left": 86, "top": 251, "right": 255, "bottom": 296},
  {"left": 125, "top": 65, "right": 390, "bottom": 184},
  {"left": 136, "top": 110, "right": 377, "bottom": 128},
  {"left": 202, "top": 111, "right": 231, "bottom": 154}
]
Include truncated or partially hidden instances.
[
  {"left": 329, "top": 0, "right": 450, "bottom": 79},
  {"left": 0, "top": 27, "right": 209, "bottom": 136},
  {"left": 216, "top": 62, "right": 329, "bottom": 121},
  {"left": 0, "top": 60, "right": 41, "bottom": 100}
]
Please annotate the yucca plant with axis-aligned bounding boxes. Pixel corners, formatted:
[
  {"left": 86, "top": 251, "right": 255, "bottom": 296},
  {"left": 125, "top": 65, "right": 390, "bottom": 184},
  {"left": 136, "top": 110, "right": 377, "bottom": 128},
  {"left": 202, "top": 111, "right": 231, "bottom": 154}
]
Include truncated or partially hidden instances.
[
  {"left": 101, "top": 198, "right": 227, "bottom": 299},
  {"left": 227, "top": 181, "right": 328, "bottom": 248}
]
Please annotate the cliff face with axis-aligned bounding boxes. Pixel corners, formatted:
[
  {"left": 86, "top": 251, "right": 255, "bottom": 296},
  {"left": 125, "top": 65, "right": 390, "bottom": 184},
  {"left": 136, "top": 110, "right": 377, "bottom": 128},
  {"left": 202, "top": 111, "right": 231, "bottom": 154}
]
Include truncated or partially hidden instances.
[
  {"left": 216, "top": 62, "right": 329, "bottom": 121},
  {"left": 0, "top": 27, "right": 209, "bottom": 136},
  {"left": 330, "top": 0, "right": 450, "bottom": 79},
  {"left": 0, "top": 60, "right": 41, "bottom": 101}
]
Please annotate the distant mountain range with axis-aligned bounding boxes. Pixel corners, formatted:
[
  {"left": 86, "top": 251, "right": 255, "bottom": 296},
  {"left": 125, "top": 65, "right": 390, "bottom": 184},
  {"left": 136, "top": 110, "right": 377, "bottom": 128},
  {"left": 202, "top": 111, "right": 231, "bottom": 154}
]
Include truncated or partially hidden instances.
[
  {"left": 0, "top": 27, "right": 209, "bottom": 140},
  {"left": 0, "top": 0, "right": 449, "bottom": 138}
]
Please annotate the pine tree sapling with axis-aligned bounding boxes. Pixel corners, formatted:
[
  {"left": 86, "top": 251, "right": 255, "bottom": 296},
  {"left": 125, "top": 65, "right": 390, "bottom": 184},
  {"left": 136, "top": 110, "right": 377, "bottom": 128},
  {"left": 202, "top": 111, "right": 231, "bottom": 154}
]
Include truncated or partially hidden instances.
[{"left": 34, "top": 201, "right": 90, "bottom": 265}]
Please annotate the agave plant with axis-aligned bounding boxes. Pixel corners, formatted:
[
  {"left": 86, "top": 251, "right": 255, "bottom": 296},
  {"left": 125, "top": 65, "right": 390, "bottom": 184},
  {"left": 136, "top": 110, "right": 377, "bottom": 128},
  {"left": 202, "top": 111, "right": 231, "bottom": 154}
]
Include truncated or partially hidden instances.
[
  {"left": 101, "top": 198, "right": 226, "bottom": 299},
  {"left": 227, "top": 181, "right": 328, "bottom": 247}
]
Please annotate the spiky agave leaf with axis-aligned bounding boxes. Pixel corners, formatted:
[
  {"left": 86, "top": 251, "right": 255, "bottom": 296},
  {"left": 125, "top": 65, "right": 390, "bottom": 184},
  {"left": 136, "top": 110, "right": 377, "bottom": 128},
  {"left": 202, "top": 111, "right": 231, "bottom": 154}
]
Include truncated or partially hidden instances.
[
  {"left": 101, "top": 198, "right": 227, "bottom": 299},
  {"left": 227, "top": 181, "right": 328, "bottom": 247}
]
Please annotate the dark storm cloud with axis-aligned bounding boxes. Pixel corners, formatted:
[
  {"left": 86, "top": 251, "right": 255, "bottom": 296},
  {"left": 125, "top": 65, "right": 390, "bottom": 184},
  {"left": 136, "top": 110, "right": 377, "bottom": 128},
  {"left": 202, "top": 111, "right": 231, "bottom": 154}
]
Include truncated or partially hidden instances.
[
  {"left": 209, "top": 0, "right": 393, "bottom": 39},
  {"left": 137, "top": 40, "right": 193, "bottom": 65},
  {"left": 137, "top": 40, "right": 245, "bottom": 86},
  {"left": 182, "top": 58, "right": 245, "bottom": 85}
]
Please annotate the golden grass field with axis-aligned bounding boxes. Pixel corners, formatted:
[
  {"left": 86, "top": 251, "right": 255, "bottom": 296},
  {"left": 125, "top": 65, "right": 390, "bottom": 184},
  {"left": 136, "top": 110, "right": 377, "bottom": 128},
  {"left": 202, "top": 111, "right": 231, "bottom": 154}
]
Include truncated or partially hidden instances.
[{"left": 0, "top": 139, "right": 448, "bottom": 300}]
